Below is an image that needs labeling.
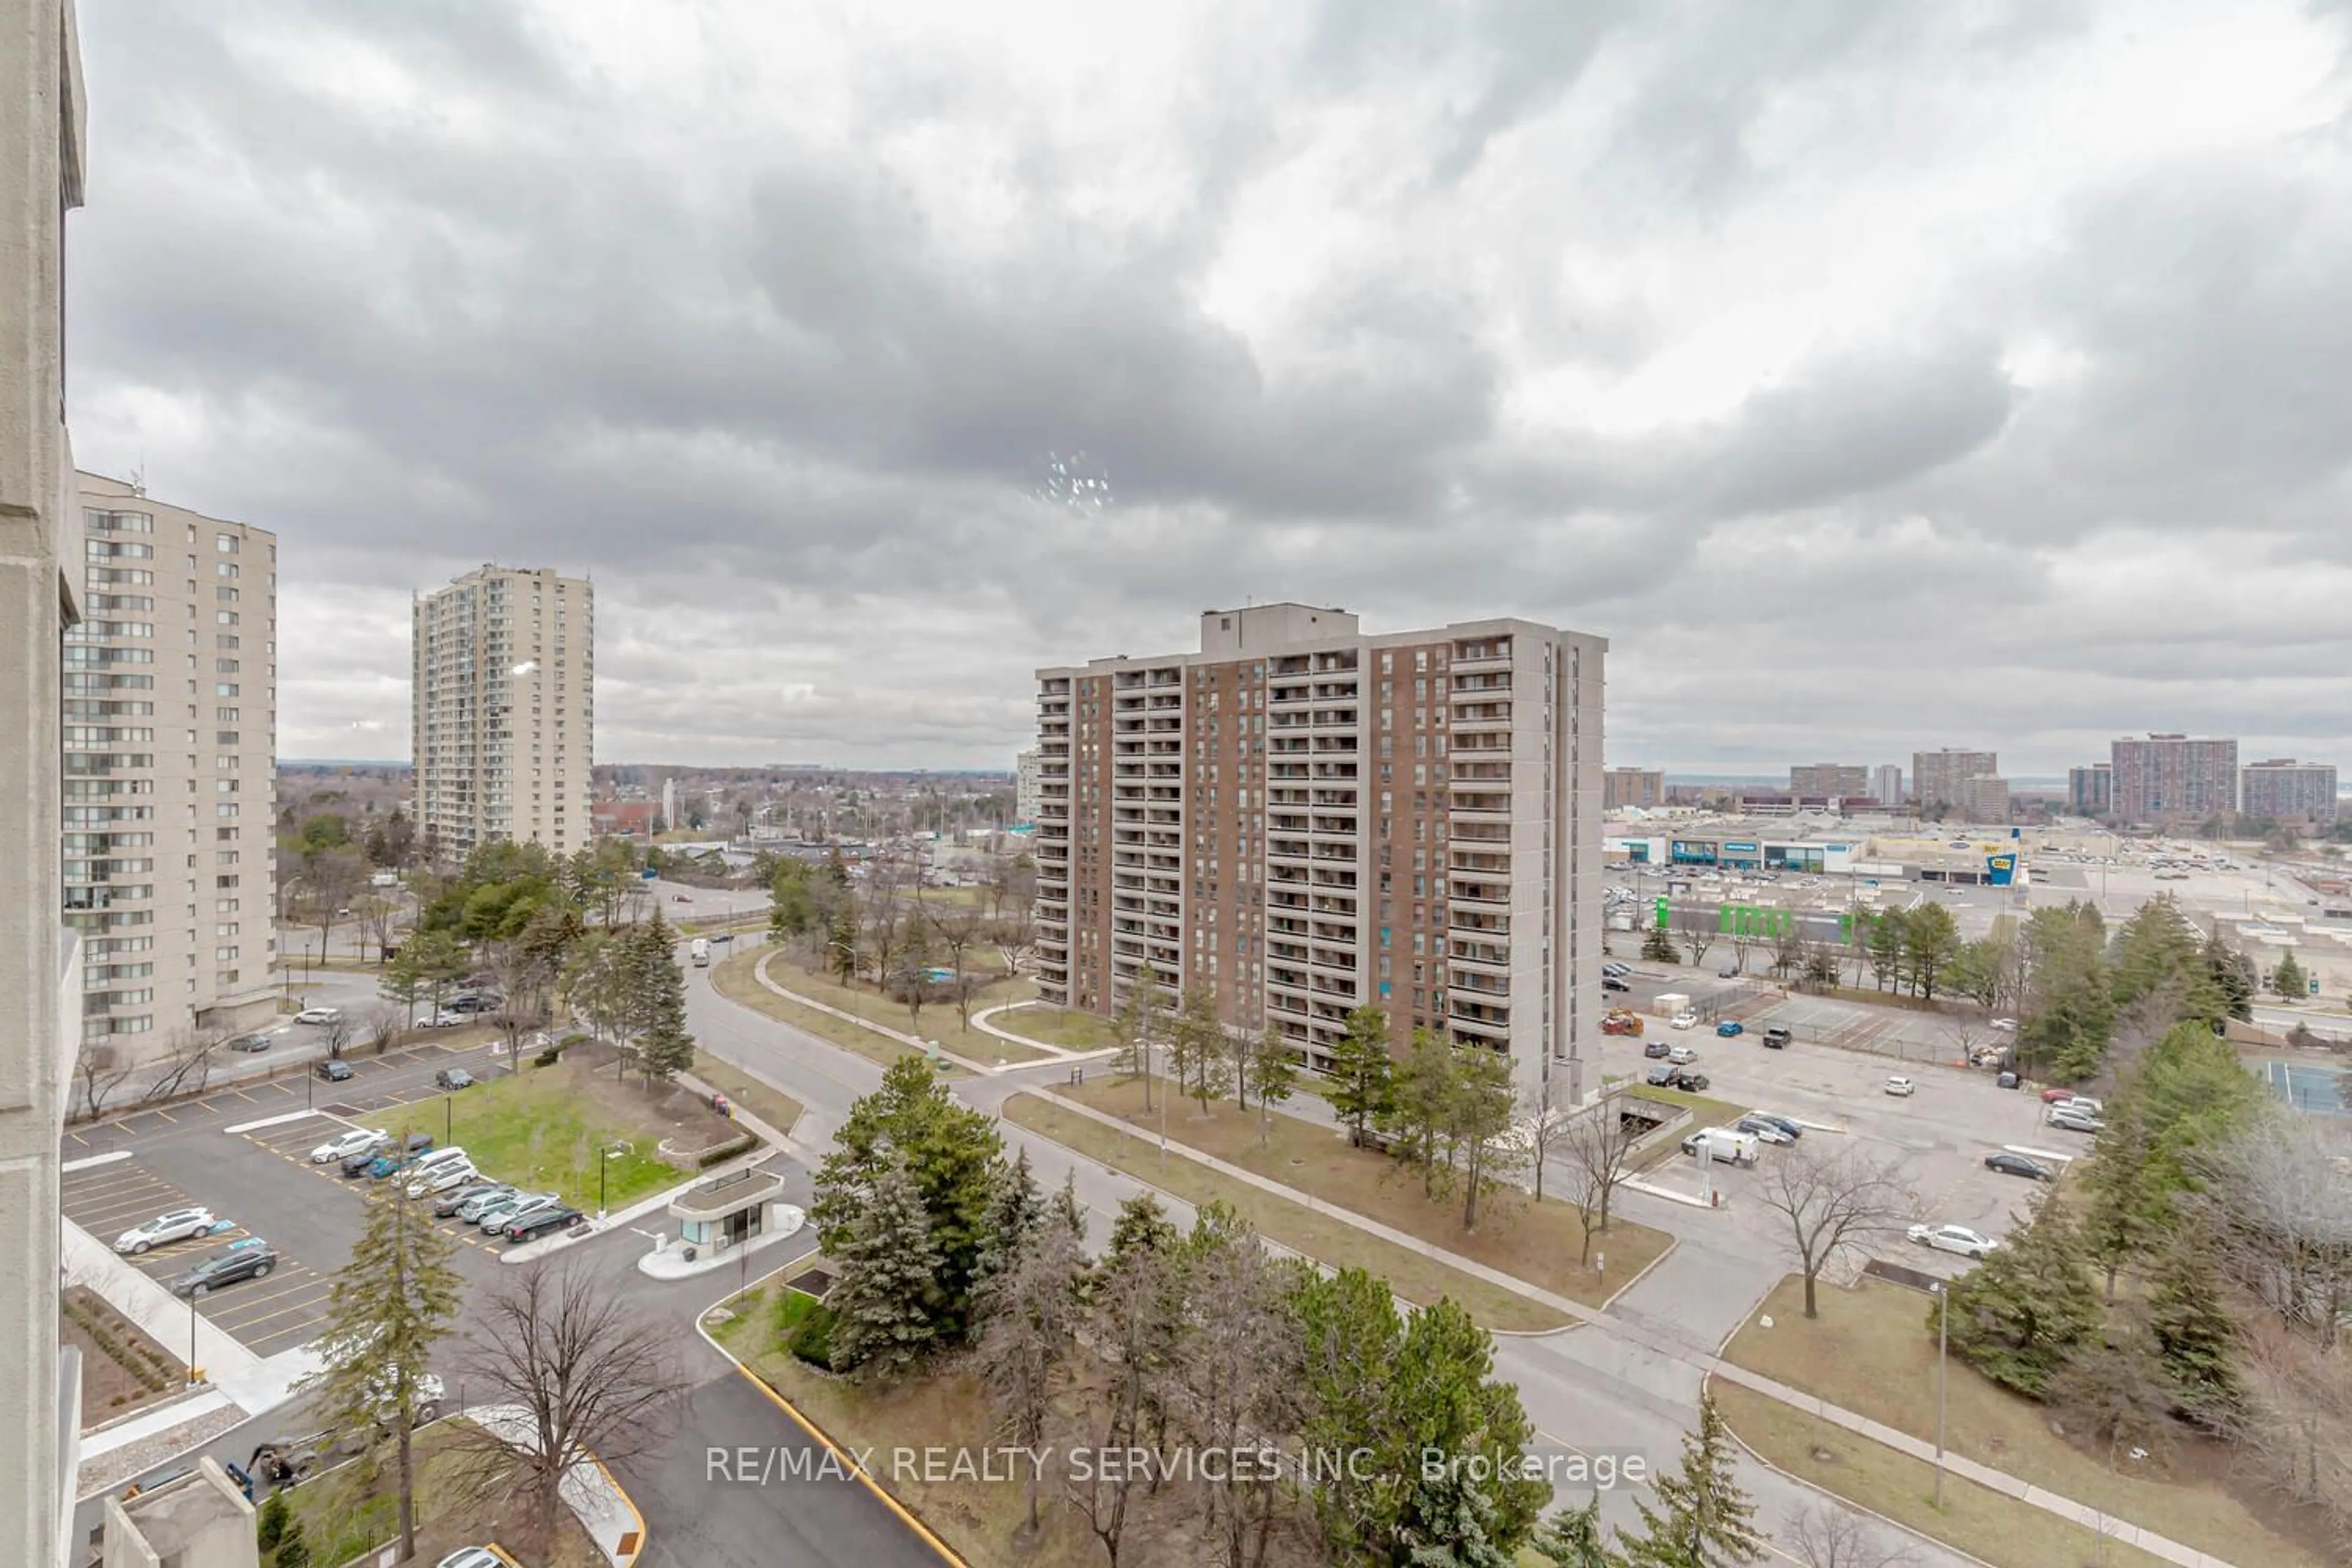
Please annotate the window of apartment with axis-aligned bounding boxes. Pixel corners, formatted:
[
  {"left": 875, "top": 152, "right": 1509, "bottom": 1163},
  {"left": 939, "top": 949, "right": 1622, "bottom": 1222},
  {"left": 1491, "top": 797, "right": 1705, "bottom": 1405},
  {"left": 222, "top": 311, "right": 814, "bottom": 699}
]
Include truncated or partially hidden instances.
[
  {"left": 216, "top": 561, "right": 239, "bottom": 578},
  {"left": 216, "top": 611, "right": 238, "bottom": 626},
  {"left": 215, "top": 534, "right": 238, "bottom": 554},
  {"left": 215, "top": 802, "right": 237, "bottom": 817}
]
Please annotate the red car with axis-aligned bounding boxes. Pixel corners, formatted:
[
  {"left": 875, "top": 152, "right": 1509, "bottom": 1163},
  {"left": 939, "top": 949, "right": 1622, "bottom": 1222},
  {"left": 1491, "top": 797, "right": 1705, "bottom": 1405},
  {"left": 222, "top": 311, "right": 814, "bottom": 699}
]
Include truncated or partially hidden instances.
[{"left": 2040, "top": 1087, "right": 2079, "bottom": 1104}]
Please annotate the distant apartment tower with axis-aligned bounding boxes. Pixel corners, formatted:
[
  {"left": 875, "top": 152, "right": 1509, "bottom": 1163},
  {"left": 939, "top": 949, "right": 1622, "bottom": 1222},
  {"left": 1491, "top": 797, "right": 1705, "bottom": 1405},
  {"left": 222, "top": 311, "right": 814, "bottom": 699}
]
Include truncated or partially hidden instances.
[
  {"left": 2241, "top": 759, "right": 2338, "bottom": 824},
  {"left": 2110, "top": 734, "right": 2238, "bottom": 823},
  {"left": 1956, "top": 775, "right": 2011, "bottom": 824},
  {"left": 1014, "top": 748, "right": 1042, "bottom": 824},
  {"left": 2068, "top": 763, "right": 2113, "bottom": 816},
  {"left": 1912, "top": 748, "right": 1998, "bottom": 812},
  {"left": 1031, "top": 606, "right": 1605, "bottom": 1106},
  {"left": 412, "top": 565, "right": 594, "bottom": 860},
  {"left": 69, "top": 475, "right": 280, "bottom": 1051},
  {"left": 1604, "top": 767, "right": 1665, "bottom": 810},
  {"left": 1789, "top": 763, "right": 1869, "bottom": 799},
  {"left": 1871, "top": 764, "right": 1903, "bottom": 807}
]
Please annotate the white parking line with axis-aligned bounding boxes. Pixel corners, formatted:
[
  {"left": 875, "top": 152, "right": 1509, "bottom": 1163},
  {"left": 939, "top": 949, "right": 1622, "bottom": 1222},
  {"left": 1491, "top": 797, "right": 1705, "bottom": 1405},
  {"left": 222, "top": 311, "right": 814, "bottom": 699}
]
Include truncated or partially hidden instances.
[
  {"left": 224, "top": 1109, "right": 339, "bottom": 1136},
  {"left": 62, "top": 1150, "right": 132, "bottom": 1174}
]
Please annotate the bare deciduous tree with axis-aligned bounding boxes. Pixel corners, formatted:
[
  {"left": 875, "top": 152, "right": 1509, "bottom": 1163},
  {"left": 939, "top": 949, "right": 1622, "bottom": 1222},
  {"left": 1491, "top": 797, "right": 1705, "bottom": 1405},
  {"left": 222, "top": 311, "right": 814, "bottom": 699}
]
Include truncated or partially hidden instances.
[
  {"left": 1177, "top": 1215, "right": 1302, "bottom": 1568},
  {"left": 353, "top": 894, "right": 399, "bottom": 966},
  {"left": 1553, "top": 1092, "right": 1643, "bottom": 1265},
  {"left": 1785, "top": 1501, "right": 1920, "bottom": 1567},
  {"left": 922, "top": 899, "right": 989, "bottom": 1028},
  {"left": 1751, "top": 1143, "right": 1917, "bottom": 1319},
  {"left": 366, "top": 1006, "right": 402, "bottom": 1057},
  {"left": 1672, "top": 907, "right": 1720, "bottom": 967},
  {"left": 973, "top": 1215, "right": 1085, "bottom": 1535},
  {"left": 74, "top": 1042, "right": 137, "bottom": 1122},
  {"left": 137, "top": 1030, "right": 224, "bottom": 1106},
  {"left": 2200, "top": 1112, "right": 2352, "bottom": 1351},
  {"left": 449, "top": 1258, "right": 682, "bottom": 1553},
  {"left": 2234, "top": 1317, "right": 2352, "bottom": 1551},
  {"left": 1072, "top": 1245, "right": 1179, "bottom": 1567},
  {"left": 322, "top": 1013, "right": 355, "bottom": 1062}
]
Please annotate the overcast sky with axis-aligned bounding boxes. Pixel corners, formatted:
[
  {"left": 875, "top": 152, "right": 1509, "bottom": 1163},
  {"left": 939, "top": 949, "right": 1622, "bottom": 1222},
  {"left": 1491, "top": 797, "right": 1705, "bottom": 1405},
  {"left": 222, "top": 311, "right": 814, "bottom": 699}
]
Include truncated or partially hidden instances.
[{"left": 66, "top": 1, "right": 2352, "bottom": 776}]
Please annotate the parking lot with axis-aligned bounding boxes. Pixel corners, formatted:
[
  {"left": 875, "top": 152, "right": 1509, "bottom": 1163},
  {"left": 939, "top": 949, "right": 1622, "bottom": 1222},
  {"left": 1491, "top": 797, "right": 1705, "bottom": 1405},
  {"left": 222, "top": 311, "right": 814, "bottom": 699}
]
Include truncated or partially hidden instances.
[
  {"left": 62, "top": 1038, "right": 482, "bottom": 1155},
  {"left": 235, "top": 1111, "right": 516, "bottom": 1254},
  {"left": 62, "top": 1158, "right": 341, "bottom": 1358}
]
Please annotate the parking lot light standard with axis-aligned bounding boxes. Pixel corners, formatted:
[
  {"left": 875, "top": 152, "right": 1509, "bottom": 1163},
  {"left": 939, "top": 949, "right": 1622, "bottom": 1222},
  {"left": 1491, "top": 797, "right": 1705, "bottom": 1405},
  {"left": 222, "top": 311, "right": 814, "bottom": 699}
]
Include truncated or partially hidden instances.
[{"left": 1931, "top": 1280, "right": 1949, "bottom": 1509}]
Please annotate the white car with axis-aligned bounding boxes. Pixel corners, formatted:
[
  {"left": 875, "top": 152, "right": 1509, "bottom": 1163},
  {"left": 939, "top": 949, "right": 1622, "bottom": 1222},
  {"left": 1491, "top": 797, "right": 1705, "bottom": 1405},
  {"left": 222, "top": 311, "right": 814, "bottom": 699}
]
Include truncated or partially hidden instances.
[
  {"left": 2056, "top": 1095, "right": 2103, "bottom": 1116},
  {"left": 407, "top": 1162, "right": 478, "bottom": 1199},
  {"left": 310, "top": 1128, "right": 388, "bottom": 1164},
  {"left": 1667, "top": 1044, "right": 1699, "bottom": 1065},
  {"left": 411, "top": 1008, "right": 466, "bottom": 1029},
  {"left": 295, "top": 1006, "right": 342, "bottom": 1025},
  {"left": 1670, "top": 1011, "right": 1699, "bottom": 1031},
  {"left": 2048, "top": 1107, "right": 2106, "bottom": 1133},
  {"left": 1909, "top": 1223, "right": 1994, "bottom": 1259},
  {"left": 115, "top": 1207, "right": 219, "bottom": 1254},
  {"left": 435, "top": 1548, "right": 501, "bottom": 1568},
  {"left": 1883, "top": 1076, "right": 1917, "bottom": 1098},
  {"left": 1989, "top": 1017, "right": 2017, "bottom": 1032}
]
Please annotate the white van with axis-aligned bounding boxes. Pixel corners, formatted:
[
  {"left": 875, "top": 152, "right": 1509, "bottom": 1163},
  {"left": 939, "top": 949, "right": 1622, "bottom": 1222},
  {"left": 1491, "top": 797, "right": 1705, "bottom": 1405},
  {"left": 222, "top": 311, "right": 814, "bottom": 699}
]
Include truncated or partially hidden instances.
[
  {"left": 1680, "top": 1127, "right": 1760, "bottom": 1166},
  {"left": 405, "top": 1146, "right": 471, "bottom": 1180},
  {"left": 690, "top": 938, "right": 711, "bottom": 968}
]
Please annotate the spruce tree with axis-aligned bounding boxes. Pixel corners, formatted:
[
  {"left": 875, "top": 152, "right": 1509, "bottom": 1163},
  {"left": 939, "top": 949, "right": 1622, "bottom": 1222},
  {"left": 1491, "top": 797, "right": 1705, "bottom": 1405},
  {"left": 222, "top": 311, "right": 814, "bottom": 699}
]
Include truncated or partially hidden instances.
[
  {"left": 1641, "top": 925, "right": 1679, "bottom": 964},
  {"left": 1105, "top": 1191, "right": 1177, "bottom": 1268},
  {"left": 1529, "top": 1494, "right": 1610, "bottom": 1567},
  {"left": 2147, "top": 1234, "right": 2243, "bottom": 1430},
  {"left": 625, "top": 914, "right": 695, "bottom": 1080},
  {"left": 972, "top": 1147, "right": 1044, "bottom": 1299},
  {"left": 1327, "top": 1005, "right": 1396, "bottom": 1147},
  {"left": 826, "top": 1152, "right": 943, "bottom": 1380},
  {"left": 1403, "top": 1461, "right": 1517, "bottom": 1568},
  {"left": 1939, "top": 1189, "right": 2101, "bottom": 1399},
  {"left": 299, "top": 1186, "right": 462, "bottom": 1563},
  {"left": 1048, "top": 1171, "right": 1085, "bottom": 1241},
  {"left": 2272, "top": 951, "right": 2307, "bottom": 1001},
  {"left": 1615, "top": 1392, "right": 1765, "bottom": 1567}
]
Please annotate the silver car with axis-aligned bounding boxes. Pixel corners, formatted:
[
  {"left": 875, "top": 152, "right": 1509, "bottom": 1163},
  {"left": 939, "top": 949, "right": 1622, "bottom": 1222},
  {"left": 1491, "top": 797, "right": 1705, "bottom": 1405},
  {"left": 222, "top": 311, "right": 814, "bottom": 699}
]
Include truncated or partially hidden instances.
[
  {"left": 454, "top": 1185, "right": 518, "bottom": 1222},
  {"left": 474, "top": 1191, "right": 556, "bottom": 1231},
  {"left": 115, "top": 1207, "right": 219, "bottom": 1254}
]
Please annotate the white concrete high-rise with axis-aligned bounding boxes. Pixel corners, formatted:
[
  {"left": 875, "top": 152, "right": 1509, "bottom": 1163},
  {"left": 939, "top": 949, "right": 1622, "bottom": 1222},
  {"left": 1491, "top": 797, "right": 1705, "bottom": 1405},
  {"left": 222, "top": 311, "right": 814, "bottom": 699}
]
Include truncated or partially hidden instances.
[
  {"left": 1033, "top": 606, "right": 1606, "bottom": 1107},
  {"left": 2, "top": 4, "right": 89, "bottom": 1561},
  {"left": 1013, "top": 747, "right": 1041, "bottom": 824},
  {"left": 69, "top": 474, "right": 281, "bottom": 1053},
  {"left": 411, "top": 565, "right": 594, "bottom": 861}
]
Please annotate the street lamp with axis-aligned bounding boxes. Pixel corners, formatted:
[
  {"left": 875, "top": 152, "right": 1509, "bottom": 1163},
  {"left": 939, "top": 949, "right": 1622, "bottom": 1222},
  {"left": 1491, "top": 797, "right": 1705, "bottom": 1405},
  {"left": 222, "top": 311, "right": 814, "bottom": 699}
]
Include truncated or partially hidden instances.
[
  {"left": 598, "top": 1142, "right": 631, "bottom": 1221},
  {"left": 1931, "top": 1280, "right": 1950, "bottom": 1508}
]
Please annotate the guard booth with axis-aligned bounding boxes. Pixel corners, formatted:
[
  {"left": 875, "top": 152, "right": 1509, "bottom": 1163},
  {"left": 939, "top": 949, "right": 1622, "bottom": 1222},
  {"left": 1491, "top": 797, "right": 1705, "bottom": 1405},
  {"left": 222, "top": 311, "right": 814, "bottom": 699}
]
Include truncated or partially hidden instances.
[{"left": 668, "top": 1166, "right": 787, "bottom": 1261}]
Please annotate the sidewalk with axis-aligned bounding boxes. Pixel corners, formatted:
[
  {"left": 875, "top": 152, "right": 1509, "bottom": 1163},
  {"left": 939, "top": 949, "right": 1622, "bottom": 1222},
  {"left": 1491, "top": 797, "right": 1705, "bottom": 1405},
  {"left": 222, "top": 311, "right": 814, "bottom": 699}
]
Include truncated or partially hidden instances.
[
  {"left": 467, "top": 1404, "right": 647, "bottom": 1566},
  {"left": 749, "top": 954, "right": 995, "bottom": 1073},
  {"left": 968, "top": 1000, "right": 1118, "bottom": 1064},
  {"left": 1014, "top": 1080, "right": 2226, "bottom": 1568}
]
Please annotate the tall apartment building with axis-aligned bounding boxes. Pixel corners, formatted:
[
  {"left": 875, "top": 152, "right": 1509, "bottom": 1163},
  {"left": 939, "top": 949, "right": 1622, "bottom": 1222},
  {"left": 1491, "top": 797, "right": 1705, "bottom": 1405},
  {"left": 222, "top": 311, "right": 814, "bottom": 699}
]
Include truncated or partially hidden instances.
[
  {"left": 1604, "top": 767, "right": 1665, "bottom": 810},
  {"left": 1789, "top": 763, "right": 1869, "bottom": 799},
  {"left": 1014, "top": 748, "right": 1042, "bottom": 824},
  {"left": 67, "top": 478, "right": 279, "bottom": 1055},
  {"left": 1956, "top": 775, "right": 2011, "bottom": 824},
  {"left": 2240, "top": 759, "right": 2338, "bottom": 824},
  {"left": 1912, "top": 748, "right": 1998, "bottom": 811},
  {"left": 1871, "top": 764, "right": 1903, "bottom": 807},
  {"left": 2067, "top": 763, "right": 2112, "bottom": 816},
  {"left": 412, "top": 565, "right": 594, "bottom": 861},
  {"left": 1032, "top": 605, "right": 1605, "bottom": 1107},
  {"left": 2, "top": 4, "right": 88, "bottom": 1559},
  {"left": 2110, "top": 734, "right": 2238, "bottom": 823}
]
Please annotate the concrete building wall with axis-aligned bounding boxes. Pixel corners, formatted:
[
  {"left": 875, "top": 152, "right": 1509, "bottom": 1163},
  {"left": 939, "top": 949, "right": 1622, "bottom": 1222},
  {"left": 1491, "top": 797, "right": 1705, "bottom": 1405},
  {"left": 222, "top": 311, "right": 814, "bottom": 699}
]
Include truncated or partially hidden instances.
[
  {"left": 2068, "top": 763, "right": 2112, "bottom": 816},
  {"left": 2110, "top": 734, "right": 2238, "bottom": 823},
  {"left": 1871, "top": 764, "right": 1903, "bottom": 806},
  {"left": 2241, "top": 760, "right": 2337, "bottom": 823},
  {"left": 1789, "top": 763, "right": 1869, "bottom": 799},
  {"left": 412, "top": 565, "right": 594, "bottom": 860},
  {"left": 1035, "top": 607, "right": 1605, "bottom": 1106},
  {"left": 69, "top": 475, "right": 279, "bottom": 1054},
  {"left": 1, "top": 3, "right": 85, "bottom": 1560},
  {"left": 1912, "top": 748, "right": 1997, "bottom": 810},
  {"left": 1012, "top": 747, "right": 1040, "bottom": 823},
  {"left": 1603, "top": 767, "right": 1664, "bottom": 810},
  {"left": 1956, "top": 775, "right": 2011, "bottom": 824},
  {"left": 102, "top": 1459, "right": 256, "bottom": 1568}
]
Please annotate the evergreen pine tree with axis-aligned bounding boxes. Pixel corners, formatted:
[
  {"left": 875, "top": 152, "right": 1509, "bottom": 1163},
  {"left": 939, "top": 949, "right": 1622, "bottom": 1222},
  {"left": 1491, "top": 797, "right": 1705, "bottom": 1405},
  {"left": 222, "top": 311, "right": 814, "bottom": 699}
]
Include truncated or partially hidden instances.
[
  {"left": 272, "top": 1518, "right": 312, "bottom": 1568},
  {"left": 298, "top": 1186, "right": 462, "bottom": 1563},
  {"left": 1529, "top": 1494, "right": 1611, "bottom": 1567},
  {"left": 1105, "top": 1191, "right": 1178, "bottom": 1268},
  {"left": 826, "top": 1152, "right": 944, "bottom": 1380},
  {"left": 256, "top": 1491, "right": 290, "bottom": 1552},
  {"left": 972, "top": 1147, "right": 1044, "bottom": 1299},
  {"left": 1640, "top": 925, "right": 1677, "bottom": 964},
  {"left": 1614, "top": 1392, "right": 1765, "bottom": 1567},
  {"left": 1939, "top": 1189, "right": 2102, "bottom": 1399},
  {"left": 2147, "top": 1234, "right": 2244, "bottom": 1430},
  {"left": 1048, "top": 1172, "right": 1085, "bottom": 1240},
  {"left": 2200, "top": 930, "right": 2256, "bottom": 1021},
  {"left": 1403, "top": 1461, "right": 1517, "bottom": 1568},
  {"left": 1327, "top": 1005, "right": 1396, "bottom": 1147},
  {"left": 624, "top": 914, "right": 695, "bottom": 1080},
  {"left": 2272, "top": 951, "right": 2307, "bottom": 1000}
]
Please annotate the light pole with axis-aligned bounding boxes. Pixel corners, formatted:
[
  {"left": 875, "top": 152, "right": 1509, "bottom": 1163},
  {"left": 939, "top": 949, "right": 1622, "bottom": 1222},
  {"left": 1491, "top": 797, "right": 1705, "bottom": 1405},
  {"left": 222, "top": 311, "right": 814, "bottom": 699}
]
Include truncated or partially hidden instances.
[
  {"left": 1931, "top": 1280, "right": 1950, "bottom": 1508},
  {"left": 443, "top": 1093, "right": 453, "bottom": 1147},
  {"left": 598, "top": 1142, "right": 630, "bottom": 1221}
]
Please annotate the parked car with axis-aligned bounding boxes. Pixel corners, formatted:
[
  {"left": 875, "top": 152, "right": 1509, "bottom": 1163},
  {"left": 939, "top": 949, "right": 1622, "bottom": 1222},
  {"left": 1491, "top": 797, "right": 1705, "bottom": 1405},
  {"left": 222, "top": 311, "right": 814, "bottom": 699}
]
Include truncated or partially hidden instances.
[
  {"left": 503, "top": 1205, "right": 589, "bottom": 1243},
  {"left": 434, "top": 1068, "right": 475, "bottom": 1091},
  {"left": 408, "top": 1161, "right": 480, "bottom": 1200},
  {"left": 1715, "top": 1020, "right": 1744, "bottom": 1038},
  {"left": 1762, "top": 1027, "right": 1792, "bottom": 1050},
  {"left": 475, "top": 1191, "right": 558, "bottom": 1232},
  {"left": 1645, "top": 1065, "right": 1678, "bottom": 1086},
  {"left": 1672, "top": 1069, "right": 1711, "bottom": 1092},
  {"left": 1746, "top": 1112, "right": 1803, "bottom": 1140},
  {"left": 315, "top": 1058, "right": 354, "bottom": 1082},
  {"left": 1985, "top": 1152, "right": 2055, "bottom": 1182},
  {"left": 1909, "top": 1223, "right": 1994, "bottom": 1259},
  {"left": 1643, "top": 1039, "right": 1672, "bottom": 1059},
  {"left": 363, "top": 1152, "right": 410, "bottom": 1180},
  {"left": 227, "top": 1032, "right": 274, "bottom": 1054},
  {"left": 412, "top": 1009, "right": 466, "bottom": 1029},
  {"left": 1602, "top": 977, "right": 1631, "bottom": 993},
  {"left": 445, "top": 993, "right": 500, "bottom": 1014},
  {"left": 1883, "top": 1076, "right": 1917, "bottom": 1098},
  {"left": 1602, "top": 963, "right": 1630, "bottom": 978},
  {"left": 437, "top": 1550, "right": 507, "bottom": 1568},
  {"left": 1717, "top": 965, "right": 1740, "bottom": 979},
  {"left": 167, "top": 1244, "right": 278, "bottom": 1297},
  {"left": 2040, "top": 1087, "right": 2083, "bottom": 1104},
  {"left": 434, "top": 1181, "right": 507, "bottom": 1218},
  {"left": 309, "top": 1128, "right": 386, "bottom": 1164},
  {"left": 342, "top": 1147, "right": 388, "bottom": 1178},
  {"left": 115, "top": 1207, "right": 218, "bottom": 1254},
  {"left": 2047, "top": 1107, "right": 2106, "bottom": 1134},
  {"left": 1989, "top": 1017, "right": 2017, "bottom": 1032},
  {"left": 454, "top": 1185, "right": 521, "bottom": 1222},
  {"left": 294, "top": 1006, "right": 342, "bottom": 1026},
  {"left": 2057, "top": 1095, "right": 2103, "bottom": 1115},
  {"left": 1735, "top": 1116, "right": 1795, "bottom": 1145},
  {"left": 1670, "top": 1010, "right": 1699, "bottom": 1030},
  {"left": 1667, "top": 1044, "right": 1698, "bottom": 1065}
]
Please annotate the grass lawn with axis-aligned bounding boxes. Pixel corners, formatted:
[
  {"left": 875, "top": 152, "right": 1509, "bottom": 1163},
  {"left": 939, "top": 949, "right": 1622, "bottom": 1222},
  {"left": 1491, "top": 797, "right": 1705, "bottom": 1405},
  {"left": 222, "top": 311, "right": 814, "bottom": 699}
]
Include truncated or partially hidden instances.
[
  {"left": 1006, "top": 1092, "right": 1570, "bottom": 1331},
  {"left": 380, "top": 1065, "right": 696, "bottom": 1213},
  {"left": 688, "top": 1056, "right": 807, "bottom": 1140},
  {"left": 707, "top": 944, "right": 974, "bottom": 1077},
  {"left": 271, "top": 1419, "right": 603, "bottom": 1568},
  {"left": 991, "top": 1004, "right": 1118, "bottom": 1052},
  {"left": 1721, "top": 1275, "right": 2324, "bottom": 1568},
  {"left": 1057, "top": 1078, "right": 1670, "bottom": 1311},
  {"left": 1708, "top": 1382, "right": 2176, "bottom": 1568},
  {"left": 762, "top": 951, "right": 1031, "bottom": 1061}
]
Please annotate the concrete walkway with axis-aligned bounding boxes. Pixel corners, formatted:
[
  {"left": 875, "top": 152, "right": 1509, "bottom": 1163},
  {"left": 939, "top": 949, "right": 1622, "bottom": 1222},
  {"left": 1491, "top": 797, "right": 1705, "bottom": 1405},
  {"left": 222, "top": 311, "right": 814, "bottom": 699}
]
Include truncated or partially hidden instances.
[
  {"left": 1012, "top": 1082, "right": 2230, "bottom": 1568},
  {"left": 750, "top": 953, "right": 997, "bottom": 1074},
  {"left": 968, "top": 1000, "right": 1119, "bottom": 1065}
]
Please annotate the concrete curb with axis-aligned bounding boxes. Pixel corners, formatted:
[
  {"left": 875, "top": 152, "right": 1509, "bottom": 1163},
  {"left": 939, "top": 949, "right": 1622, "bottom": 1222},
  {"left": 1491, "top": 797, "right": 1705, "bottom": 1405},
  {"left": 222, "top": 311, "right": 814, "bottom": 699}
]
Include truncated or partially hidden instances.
[{"left": 468, "top": 1404, "right": 649, "bottom": 1567}]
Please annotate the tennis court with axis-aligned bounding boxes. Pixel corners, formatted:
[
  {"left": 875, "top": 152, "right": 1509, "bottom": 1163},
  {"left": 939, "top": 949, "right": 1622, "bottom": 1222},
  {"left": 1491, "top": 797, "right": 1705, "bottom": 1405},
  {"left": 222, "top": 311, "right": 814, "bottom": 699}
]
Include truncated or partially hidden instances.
[{"left": 2262, "top": 1059, "right": 2346, "bottom": 1115}]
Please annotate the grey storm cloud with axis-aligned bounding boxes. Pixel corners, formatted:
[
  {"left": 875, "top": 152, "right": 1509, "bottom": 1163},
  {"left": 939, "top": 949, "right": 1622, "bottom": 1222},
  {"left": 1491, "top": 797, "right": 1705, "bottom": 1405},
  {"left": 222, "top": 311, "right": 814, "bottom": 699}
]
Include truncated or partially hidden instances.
[{"left": 58, "top": 0, "right": 2352, "bottom": 773}]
